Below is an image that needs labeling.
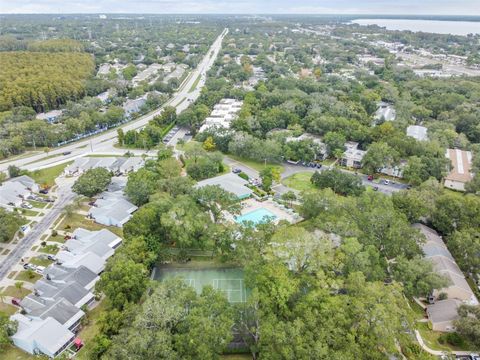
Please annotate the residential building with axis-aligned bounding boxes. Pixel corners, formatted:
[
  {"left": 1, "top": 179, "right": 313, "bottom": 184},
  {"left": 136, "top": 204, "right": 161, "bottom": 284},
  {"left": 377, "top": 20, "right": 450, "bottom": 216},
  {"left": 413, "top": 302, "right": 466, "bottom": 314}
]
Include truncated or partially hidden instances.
[
  {"left": 64, "top": 156, "right": 144, "bottom": 176},
  {"left": 199, "top": 98, "right": 243, "bottom": 133},
  {"left": 0, "top": 180, "right": 34, "bottom": 207},
  {"left": 10, "top": 314, "right": 76, "bottom": 358},
  {"left": 407, "top": 125, "right": 428, "bottom": 141},
  {"left": 123, "top": 95, "right": 147, "bottom": 116},
  {"left": 19, "top": 297, "right": 84, "bottom": 332},
  {"left": 88, "top": 192, "right": 138, "bottom": 227},
  {"left": 426, "top": 299, "right": 463, "bottom": 332},
  {"left": 415, "top": 224, "right": 478, "bottom": 332},
  {"left": 444, "top": 149, "right": 473, "bottom": 191},
  {"left": 374, "top": 102, "right": 396, "bottom": 123},
  {"left": 340, "top": 142, "right": 366, "bottom": 168},
  {"left": 195, "top": 173, "right": 253, "bottom": 200},
  {"left": 10, "top": 175, "right": 40, "bottom": 193}
]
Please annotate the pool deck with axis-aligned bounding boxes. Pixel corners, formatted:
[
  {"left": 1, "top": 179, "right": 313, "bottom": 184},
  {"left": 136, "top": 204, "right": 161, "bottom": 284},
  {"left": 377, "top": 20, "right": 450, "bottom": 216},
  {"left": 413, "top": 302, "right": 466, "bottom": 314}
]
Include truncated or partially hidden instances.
[{"left": 238, "top": 198, "right": 300, "bottom": 224}]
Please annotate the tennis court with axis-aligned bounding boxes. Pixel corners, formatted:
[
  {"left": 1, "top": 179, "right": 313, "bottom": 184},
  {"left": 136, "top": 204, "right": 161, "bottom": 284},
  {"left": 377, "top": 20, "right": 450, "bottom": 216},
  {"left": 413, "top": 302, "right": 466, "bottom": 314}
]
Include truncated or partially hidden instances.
[{"left": 155, "top": 267, "right": 248, "bottom": 303}]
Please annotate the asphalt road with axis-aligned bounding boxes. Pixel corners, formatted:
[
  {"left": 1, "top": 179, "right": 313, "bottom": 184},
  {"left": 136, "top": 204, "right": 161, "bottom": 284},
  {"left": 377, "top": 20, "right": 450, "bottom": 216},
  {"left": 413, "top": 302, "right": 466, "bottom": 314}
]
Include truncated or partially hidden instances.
[
  {"left": 0, "top": 182, "right": 75, "bottom": 281},
  {"left": 0, "top": 28, "right": 228, "bottom": 173}
]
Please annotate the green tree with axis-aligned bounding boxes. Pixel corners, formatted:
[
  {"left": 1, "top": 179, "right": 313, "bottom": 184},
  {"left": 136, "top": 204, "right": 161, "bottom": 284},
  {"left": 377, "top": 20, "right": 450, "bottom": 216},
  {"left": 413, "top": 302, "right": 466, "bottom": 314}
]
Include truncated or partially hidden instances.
[
  {"left": 455, "top": 305, "right": 480, "bottom": 347},
  {"left": 447, "top": 229, "right": 480, "bottom": 275},
  {"left": 311, "top": 169, "right": 365, "bottom": 196},
  {"left": 125, "top": 168, "right": 159, "bottom": 206},
  {"left": 96, "top": 257, "right": 148, "bottom": 310},
  {"left": 72, "top": 168, "right": 112, "bottom": 197},
  {"left": 361, "top": 142, "right": 398, "bottom": 175},
  {"left": 0, "top": 311, "right": 17, "bottom": 349},
  {"left": 323, "top": 131, "right": 346, "bottom": 158}
]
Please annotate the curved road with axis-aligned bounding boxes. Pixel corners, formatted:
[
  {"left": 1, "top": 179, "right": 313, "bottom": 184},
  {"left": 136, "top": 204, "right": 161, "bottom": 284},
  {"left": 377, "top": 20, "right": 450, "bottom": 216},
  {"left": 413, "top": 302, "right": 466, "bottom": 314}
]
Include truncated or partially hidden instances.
[{"left": 0, "top": 28, "right": 228, "bottom": 173}]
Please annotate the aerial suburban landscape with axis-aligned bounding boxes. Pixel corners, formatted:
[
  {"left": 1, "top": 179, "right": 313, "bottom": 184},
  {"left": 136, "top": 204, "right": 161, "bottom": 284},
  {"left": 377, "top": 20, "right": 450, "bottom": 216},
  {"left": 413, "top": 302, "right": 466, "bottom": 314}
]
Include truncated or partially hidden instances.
[{"left": 0, "top": 1, "right": 480, "bottom": 359}]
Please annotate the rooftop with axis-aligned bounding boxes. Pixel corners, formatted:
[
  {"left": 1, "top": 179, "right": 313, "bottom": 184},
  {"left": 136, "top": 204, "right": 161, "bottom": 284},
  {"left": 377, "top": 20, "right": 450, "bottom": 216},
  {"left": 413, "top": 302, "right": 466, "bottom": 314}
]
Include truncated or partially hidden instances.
[{"left": 445, "top": 149, "right": 473, "bottom": 184}]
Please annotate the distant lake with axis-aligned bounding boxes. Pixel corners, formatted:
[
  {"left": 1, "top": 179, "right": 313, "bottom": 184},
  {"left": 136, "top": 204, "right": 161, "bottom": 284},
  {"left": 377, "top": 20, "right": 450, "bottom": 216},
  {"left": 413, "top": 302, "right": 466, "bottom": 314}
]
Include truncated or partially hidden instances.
[{"left": 352, "top": 19, "right": 480, "bottom": 36}]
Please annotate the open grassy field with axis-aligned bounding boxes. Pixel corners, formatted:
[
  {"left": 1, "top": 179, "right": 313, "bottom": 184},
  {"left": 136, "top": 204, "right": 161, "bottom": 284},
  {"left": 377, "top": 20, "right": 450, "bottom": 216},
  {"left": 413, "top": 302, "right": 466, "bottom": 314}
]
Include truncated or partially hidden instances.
[
  {"left": 282, "top": 172, "right": 315, "bottom": 192},
  {"left": 227, "top": 154, "right": 284, "bottom": 174},
  {"left": 0, "top": 345, "right": 33, "bottom": 360},
  {"left": 29, "top": 162, "right": 71, "bottom": 187}
]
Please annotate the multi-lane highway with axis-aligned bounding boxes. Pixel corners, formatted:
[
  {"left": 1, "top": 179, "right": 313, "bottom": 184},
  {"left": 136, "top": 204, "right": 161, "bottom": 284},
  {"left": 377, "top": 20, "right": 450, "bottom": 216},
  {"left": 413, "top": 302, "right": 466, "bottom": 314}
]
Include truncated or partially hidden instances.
[{"left": 0, "top": 28, "right": 228, "bottom": 173}]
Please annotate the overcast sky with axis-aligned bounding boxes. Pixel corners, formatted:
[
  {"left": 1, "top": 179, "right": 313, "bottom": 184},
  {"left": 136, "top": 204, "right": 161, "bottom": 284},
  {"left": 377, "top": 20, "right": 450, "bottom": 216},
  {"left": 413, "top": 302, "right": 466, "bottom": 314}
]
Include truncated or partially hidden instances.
[{"left": 1, "top": 0, "right": 479, "bottom": 15}]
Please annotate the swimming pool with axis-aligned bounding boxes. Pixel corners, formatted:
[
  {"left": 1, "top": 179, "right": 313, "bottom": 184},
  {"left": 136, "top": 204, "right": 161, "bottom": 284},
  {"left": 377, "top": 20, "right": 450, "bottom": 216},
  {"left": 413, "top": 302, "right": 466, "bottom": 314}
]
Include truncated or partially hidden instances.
[{"left": 235, "top": 208, "right": 277, "bottom": 225}]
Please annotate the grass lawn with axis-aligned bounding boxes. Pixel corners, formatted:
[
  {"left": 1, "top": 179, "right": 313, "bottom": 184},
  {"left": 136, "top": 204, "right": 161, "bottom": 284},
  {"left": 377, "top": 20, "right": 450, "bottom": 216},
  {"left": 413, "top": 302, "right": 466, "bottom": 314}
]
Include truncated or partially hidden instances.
[
  {"left": 15, "top": 270, "right": 41, "bottom": 283},
  {"left": 282, "top": 172, "right": 316, "bottom": 192},
  {"left": 0, "top": 302, "right": 18, "bottom": 315},
  {"left": 76, "top": 300, "right": 108, "bottom": 360},
  {"left": 59, "top": 212, "right": 123, "bottom": 237},
  {"left": 27, "top": 200, "right": 48, "bottom": 209},
  {"left": 38, "top": 244, "right": 59, "bottom": 254},
  {"left": 416, "top": 322, "right": 476, "bottom": 352},
  {"left": 0, "top": 345, "right": 34, "bottom": 360},
  {"left": 19, "top": 209, "right": 40, "bottom": 217},
  {"left": 1, "top": 285, "right": 31, "bottom": 299},
  {"left": 29, "top": 162, "right": 71, "bottom": 187},
  {"left": 46, "top": 233, "right": 67, "bottom": 243},
  {"left": 29, "top": 256, "right": 53, "bottom": 267},
  {"left": 227, "top": 154, "right": 284, "bottom": 174}
]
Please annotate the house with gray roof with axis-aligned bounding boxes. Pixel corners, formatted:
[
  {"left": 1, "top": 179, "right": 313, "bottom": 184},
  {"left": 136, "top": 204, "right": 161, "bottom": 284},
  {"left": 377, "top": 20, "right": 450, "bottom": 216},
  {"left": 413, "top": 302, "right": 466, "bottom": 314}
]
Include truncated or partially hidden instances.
[
  {"left": 10, "top": 314, "right": 75, "bottom": 358},
  {"left": 0, "top": 180, "right": 32, "bottom": 208},
  {"left": 44, "top": 265, "right": 99, "bottom": 291},
  {"left": 88, "top": 192, "right": 138, "bottom": 227},
  {"left": 57, "top": 251, "right": 106, "bottom": 274},
  {"left": 10, "top": 175, "right": 39, "bottom": 193},
  {"left": 32, "top": 278, "right": 95, "bottom": 309},
  {"left": 426, "top": 299, "right": 463, "bottom": 332},
  {"left": 195, "top": 173, "right": 253, "bottom": 200},
  {"left": 19, "top": 297, "right": 84, "bottom": 332},
  {"left": 415, "top": 223, "right": 478, "bottom": 332}
]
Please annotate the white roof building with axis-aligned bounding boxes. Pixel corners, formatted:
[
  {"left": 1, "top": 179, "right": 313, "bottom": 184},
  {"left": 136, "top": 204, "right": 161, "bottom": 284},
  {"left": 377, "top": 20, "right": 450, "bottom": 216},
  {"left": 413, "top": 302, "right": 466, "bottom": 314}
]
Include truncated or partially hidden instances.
[
  {"left": 10, "top": 314, "right": 75, "bottom": 358},
  {"left": 199, "top": 99, "right": 243, "bottom": 133},
  {"left": 407, "top": 125, "right": 428, "bottom": 141},
  {"left": 64, "top": 157, "right": 144, "bottom": 176},
  {"left": 374, "top": 102, "right": 396, "bottom": 123},
  {"left": 0, "top": 180, "right": 33, "bottom": 207}
]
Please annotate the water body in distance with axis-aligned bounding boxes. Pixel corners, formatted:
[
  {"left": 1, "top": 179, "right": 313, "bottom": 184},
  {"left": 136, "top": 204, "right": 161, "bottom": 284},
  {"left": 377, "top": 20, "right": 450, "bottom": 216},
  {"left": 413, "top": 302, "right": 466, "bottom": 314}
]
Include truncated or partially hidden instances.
[{"left": 351, "top": 19, "right": 480, "bottom": 36}]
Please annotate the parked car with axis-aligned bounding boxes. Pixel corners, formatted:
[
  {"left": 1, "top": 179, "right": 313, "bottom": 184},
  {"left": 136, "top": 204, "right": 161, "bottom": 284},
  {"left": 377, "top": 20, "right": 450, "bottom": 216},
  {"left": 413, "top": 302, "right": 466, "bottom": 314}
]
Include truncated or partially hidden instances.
[
  {"left": 383, "top": 180, "right": 390, "bottom": 185},
  {"left": 367, "top": 175, "right": 373, "bottom": 181},
  {"left": 373, "top": 186, "right": 379, "bottom": 191},
  {"left": 11, "top": 298, "right": 21, "bottom": 306},
  {"left": 232, "top": 168, "right": 241, "bottom": 174},
  {"left": 47, "top": 255, "right": 57, "bottom": 261},
  {"left": 39, "top": 188, "right": 49, "bottom": 194},
  {"left": 21, "top": 203, "right": 33, "bottom": 209},
  {"left": 62, "top": 151, "right": 72, "bottom": 156},
  {"left": 316, "top": 163, "right": 322, "bottom": 169},
  {"left": 23, "top": 263, "right": 30, "bottom": 270},
  {"left": 35, "top": 266, "right": 45, "bottom": 275}
]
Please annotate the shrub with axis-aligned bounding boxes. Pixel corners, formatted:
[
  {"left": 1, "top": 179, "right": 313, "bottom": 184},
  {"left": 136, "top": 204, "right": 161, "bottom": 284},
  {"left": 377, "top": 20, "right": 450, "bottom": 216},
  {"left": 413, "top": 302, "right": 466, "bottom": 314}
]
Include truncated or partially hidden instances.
[
  {"left": 238, "top": 172, "right": 249, "bottom": 181},
  {"left": 438, "top": 292, "right": 448, "bottom": 300},
  {"left": 438, "top": 332, "right": 465, "bottom": 347},
  {"left": 51, "top": 229, "right": 58, "bottom": 237}
]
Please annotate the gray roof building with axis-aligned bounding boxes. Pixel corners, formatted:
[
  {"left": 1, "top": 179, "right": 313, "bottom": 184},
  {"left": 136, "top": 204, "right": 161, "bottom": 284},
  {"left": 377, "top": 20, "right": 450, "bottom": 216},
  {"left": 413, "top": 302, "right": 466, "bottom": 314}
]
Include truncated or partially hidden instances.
[{"left": 195, "top": 173, "right": 253, "bottom": 200}]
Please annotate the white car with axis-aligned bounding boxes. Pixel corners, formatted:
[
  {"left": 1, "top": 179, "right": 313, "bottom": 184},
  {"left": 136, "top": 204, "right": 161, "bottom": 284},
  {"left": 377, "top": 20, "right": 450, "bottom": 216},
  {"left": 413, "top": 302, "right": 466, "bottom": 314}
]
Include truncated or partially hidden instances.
[
  {"left": 35, "top": 266, "right": 45, "bottom": 275},
  {"left": 21, "top": 202, "right": 33, "bottom": 209},
  {"left": 383, "top": 180, "right": 390, "bottom": 185}
]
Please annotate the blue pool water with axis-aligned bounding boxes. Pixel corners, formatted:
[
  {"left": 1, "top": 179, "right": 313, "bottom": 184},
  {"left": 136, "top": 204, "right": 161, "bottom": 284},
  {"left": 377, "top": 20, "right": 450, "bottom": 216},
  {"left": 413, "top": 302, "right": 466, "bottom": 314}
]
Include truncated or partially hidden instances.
[{"left": 235, "top": 208, "right": 277, "bottom": 225}]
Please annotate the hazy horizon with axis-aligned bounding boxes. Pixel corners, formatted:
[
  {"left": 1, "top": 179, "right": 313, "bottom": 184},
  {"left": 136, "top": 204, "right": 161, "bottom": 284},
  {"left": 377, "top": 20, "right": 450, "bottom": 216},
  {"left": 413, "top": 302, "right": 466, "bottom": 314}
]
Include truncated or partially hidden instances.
[{"left": 1, "top": 0, "right": 480, "bottom": 16}]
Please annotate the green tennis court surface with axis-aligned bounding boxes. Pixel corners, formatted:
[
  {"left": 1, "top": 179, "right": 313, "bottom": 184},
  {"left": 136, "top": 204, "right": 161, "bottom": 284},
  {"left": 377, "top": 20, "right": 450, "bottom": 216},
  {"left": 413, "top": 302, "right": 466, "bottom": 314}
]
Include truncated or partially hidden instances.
[{"left": 155, "top": 267, "right": 247, "bottom": 303}]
